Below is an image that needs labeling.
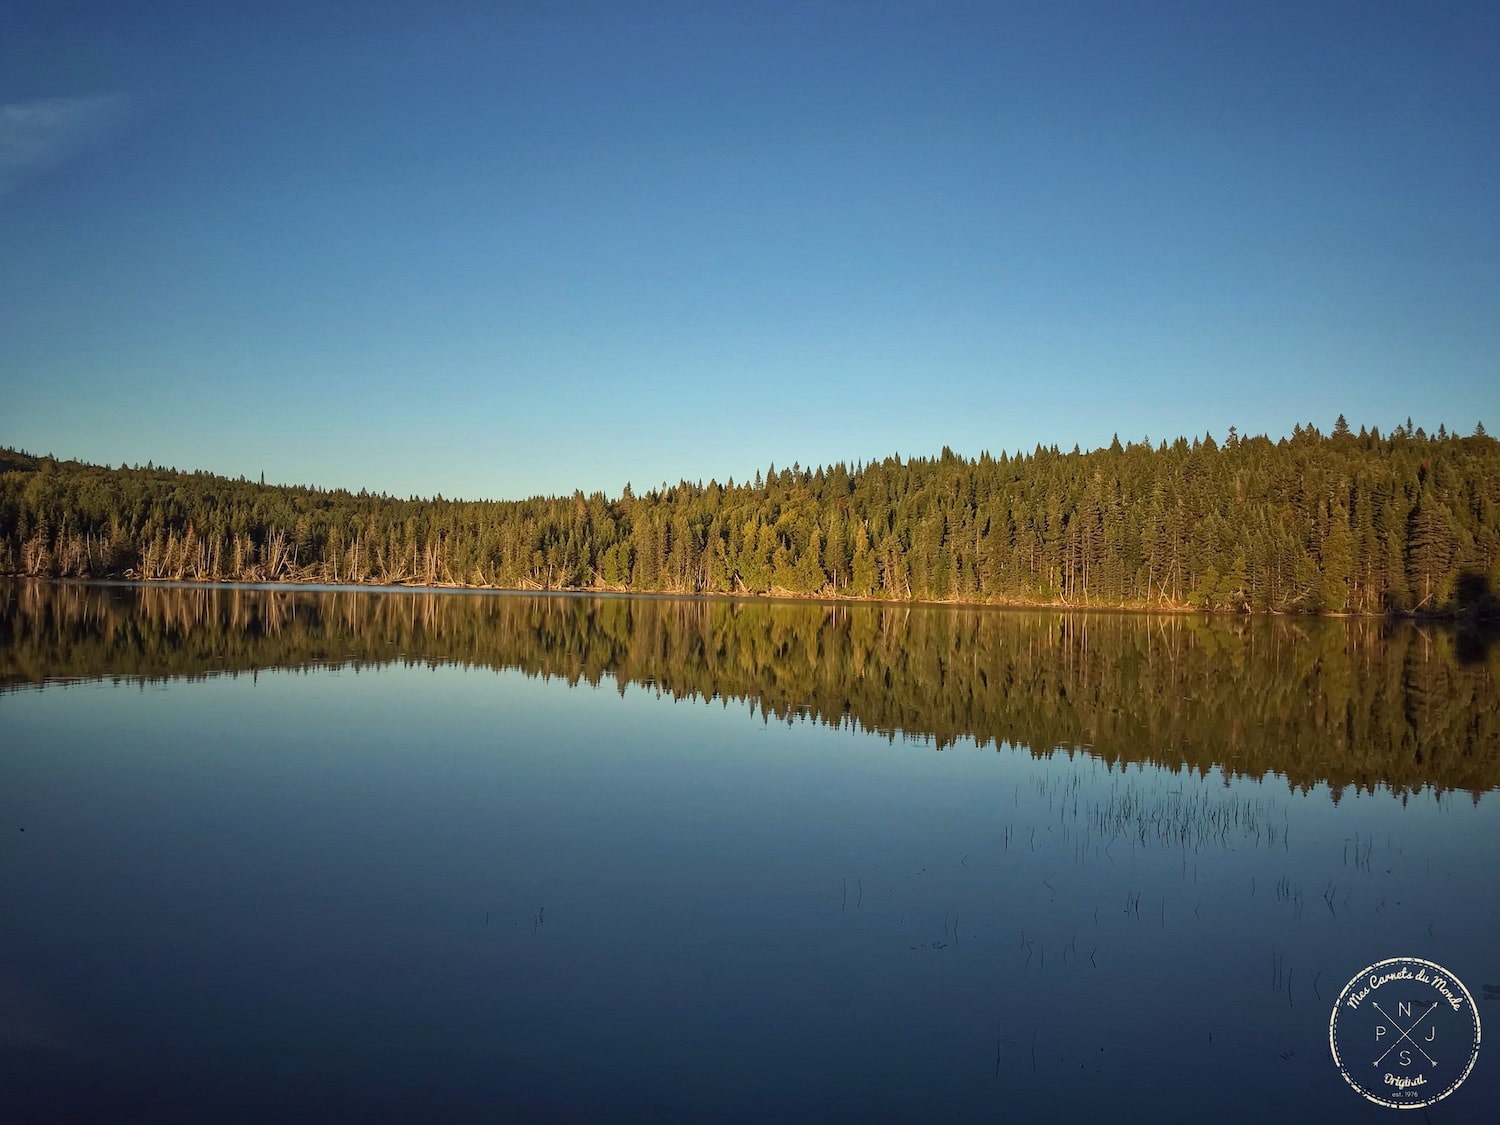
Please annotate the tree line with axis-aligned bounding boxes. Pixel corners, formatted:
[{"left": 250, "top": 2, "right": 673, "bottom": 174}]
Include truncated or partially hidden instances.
[
  {"left": 4, "top": 580, "right": 1496, "bottom": 798},
  {"left": 2, "top": 418, "right": 1497, "bottom": 613}
]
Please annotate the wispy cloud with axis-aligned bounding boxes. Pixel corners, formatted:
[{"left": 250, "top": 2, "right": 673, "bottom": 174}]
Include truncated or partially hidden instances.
[{"left": 0, "top": 94, "right": 129, "bottom": 199}]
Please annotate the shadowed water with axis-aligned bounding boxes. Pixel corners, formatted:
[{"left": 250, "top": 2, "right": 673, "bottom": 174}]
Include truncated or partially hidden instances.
[{"left": 1, "top": 581, "right": 1496, "bottom": 1122}]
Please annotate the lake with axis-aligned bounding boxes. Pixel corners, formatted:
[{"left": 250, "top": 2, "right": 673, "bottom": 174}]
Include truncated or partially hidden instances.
[{"left": 1, "top": 580, "right": 1496, "bottom": 1122}]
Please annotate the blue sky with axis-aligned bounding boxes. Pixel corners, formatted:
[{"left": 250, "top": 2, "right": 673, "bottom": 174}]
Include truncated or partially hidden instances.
[{"left": 2, "top": 2, "right": 1496, "bottom": 500}]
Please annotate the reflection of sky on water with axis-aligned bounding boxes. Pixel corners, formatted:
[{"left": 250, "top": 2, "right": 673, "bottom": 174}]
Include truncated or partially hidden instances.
[{"left": 2, "top": 664, "right": 1495, "bottom": 1122}]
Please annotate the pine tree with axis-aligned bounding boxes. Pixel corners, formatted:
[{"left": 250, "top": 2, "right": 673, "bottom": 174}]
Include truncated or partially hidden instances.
[
  {"left": 1406, "top": 487, "right": 1459, "bottom": 609},
  {"left": 1319, "top": 512, "right": 1355, "bottom": 612}
]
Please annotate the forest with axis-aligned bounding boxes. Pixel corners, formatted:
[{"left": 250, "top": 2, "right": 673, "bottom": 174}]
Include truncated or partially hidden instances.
[
  {"left": 4, "top": 581, "right": 1495, "bottom": 797},
  {"left": 1, "top": 418, "right": 1497, "bottom": 614}
]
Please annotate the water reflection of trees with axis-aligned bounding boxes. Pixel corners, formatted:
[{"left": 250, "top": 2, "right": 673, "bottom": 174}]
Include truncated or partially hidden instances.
[{"left": 4, "top": 581, "right": 1496, "bottom": 798}]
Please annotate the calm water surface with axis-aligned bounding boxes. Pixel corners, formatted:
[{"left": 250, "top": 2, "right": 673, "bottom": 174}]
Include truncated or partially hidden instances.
[{"left": 1, "top": 582, "right": 1497, "bottom": 1122}]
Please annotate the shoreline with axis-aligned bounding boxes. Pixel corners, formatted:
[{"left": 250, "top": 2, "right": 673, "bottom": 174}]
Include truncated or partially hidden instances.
[{"left": 3, "top": 573, "right": 1485, "bottom": 621}]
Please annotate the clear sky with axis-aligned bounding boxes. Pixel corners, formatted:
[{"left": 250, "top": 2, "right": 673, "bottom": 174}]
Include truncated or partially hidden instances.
[{"left": 2, "top": 2, "right": 1497, "bottom": 501}]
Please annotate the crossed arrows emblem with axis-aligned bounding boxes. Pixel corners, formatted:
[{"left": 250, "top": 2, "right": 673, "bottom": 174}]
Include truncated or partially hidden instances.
[{"left": 1371, "top": 1001, "right": 1438, "bottom": 1068}]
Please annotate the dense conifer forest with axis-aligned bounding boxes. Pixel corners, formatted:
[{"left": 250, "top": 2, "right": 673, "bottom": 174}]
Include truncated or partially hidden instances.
[{"left": 2, "top": 419, "right": 1496, "bottom": 613}]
